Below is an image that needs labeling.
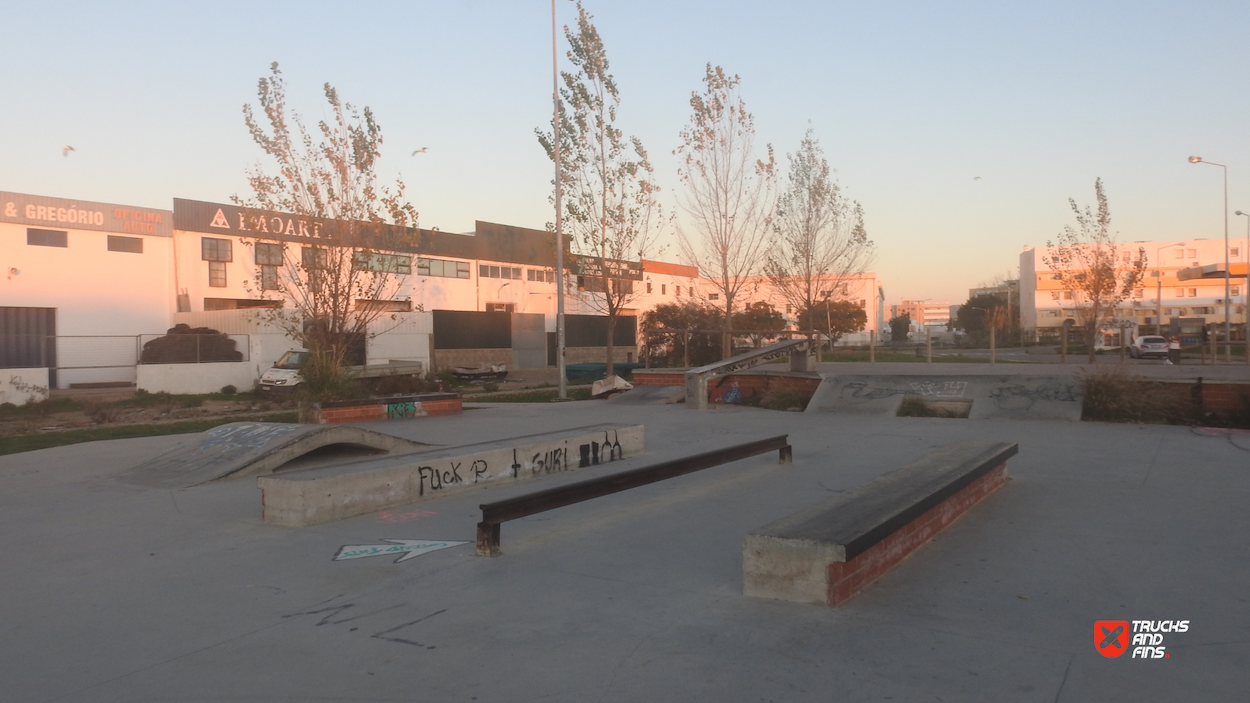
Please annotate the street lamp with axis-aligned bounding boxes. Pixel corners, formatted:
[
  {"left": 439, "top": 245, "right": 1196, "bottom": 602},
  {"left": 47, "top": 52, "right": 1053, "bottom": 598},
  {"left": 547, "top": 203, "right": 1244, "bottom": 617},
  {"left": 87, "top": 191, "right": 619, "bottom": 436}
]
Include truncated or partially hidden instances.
[
  {"left": 1188, "top": 156, "right": 1230, "bottom": 361},
  {"left": 1237, "top": 210, "right": 1249, "bottom": 363},
  {"left": 1154, "top": 241, "right": 1183, "bottom": 336}
]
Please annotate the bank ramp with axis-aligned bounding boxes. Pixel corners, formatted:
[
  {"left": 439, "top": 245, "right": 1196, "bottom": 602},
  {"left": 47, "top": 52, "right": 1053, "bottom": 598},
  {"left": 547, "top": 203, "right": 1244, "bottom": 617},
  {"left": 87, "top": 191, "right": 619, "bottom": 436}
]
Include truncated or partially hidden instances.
[
  {"left": 118, "top": 422, "right": 432, "bottom": 489},
  {"left": 806, "top": 374, "right": 1083, "bottom": 420}
]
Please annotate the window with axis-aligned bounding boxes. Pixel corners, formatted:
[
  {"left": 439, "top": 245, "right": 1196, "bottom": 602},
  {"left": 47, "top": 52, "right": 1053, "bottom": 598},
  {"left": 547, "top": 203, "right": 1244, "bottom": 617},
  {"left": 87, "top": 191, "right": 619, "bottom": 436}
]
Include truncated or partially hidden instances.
[
  {"left": 578, "top": 276, "right": 606, "bottom": 293},
  {"left": 356, "top": 299, "right": 411, "bottom": 312},
  {"left": 418, "top": 257, "right": 470, "bottom": 279},
  {"left": 1232, "top": 286, "right": 1241, "bottom": 297},
  {"left": 208, "top": 262, "right": 227, "bottom": 288},
  {"left": 27, "top": 228, "right": 67, "bottom": 247},
  {"left": 479, "top": 264, "right": 521, "bottom": 280},
  {"left": 1231, "top": 247, "right": 1241, "bottom": 258},
  {"left": 486, "top": 302, "right": 514, "bottom": 313},
  {"left": 106, "top": 235, "right": 142, "bottom": 253},
  {"left": 1192, "top": 307, "right": 1213, "bottom": 315},
  {"left": 353, "top": 252, "right": 411, "bottom": 274},
  {"left": 676, "top": 285, "right": 682, "bottom": 297},
  {"left": 1174, "top": 249, "right": 1185, "bottom": 259},
  {"left": 661, "top": 284, "right": 667, "bottom": 295},
  {"left": 1176, "top": 288, "right": 1185, "bottom": 297},
  {"left": 1062, "top": 291, "right": 1073, "bottom": 300},
  {"left": 820, "top": 290, "right": 832, "bottom": 298},
  {"left": 255, "top": 242, "right": 283, "bottom": 265},
  {"left": 786, "top": 304, "right": 793, "bottom": 314},
  {"left": 201, "top": 237, "right": 232, "bottom": 262},
  {"left": 526, "top": 268, "right": 555, "bottom": 283},
  {"left": 302, "top": 247, "right": 327, "bottom": 291},
  {"left": 202, "top": 237, "right": 228, "bottom": 287},
  {"left": 255, "top": 242, "right": 283, "bottom": 290},
  {"left": 1187, "top": 249, "right": 1196, "bottom": 258},
  {"left": 708, "top": 293, "right": 719, "bottom": 301},
  {"left": 1188, "top": 288, "right": 1197, "bottom": 297},
  {"left": 646, "top": 281, "right": 652, "bottom": 294},
  {"left": 1133, "top": 289, "right": 1143, "bottom": 298}
]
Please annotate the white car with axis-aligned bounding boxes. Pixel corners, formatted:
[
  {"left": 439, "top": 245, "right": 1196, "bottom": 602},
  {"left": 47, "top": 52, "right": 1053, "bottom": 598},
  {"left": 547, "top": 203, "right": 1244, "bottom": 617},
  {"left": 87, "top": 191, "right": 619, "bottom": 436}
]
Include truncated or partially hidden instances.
[{"left": 1129, "top": 335, "right": 1169, "bottom": 359}]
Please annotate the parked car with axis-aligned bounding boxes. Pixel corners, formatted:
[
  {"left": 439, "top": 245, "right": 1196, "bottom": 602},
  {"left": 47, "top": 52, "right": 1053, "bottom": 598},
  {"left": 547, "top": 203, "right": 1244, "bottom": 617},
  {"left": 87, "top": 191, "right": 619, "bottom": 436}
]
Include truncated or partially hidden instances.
[
  {"left": 1128, "top": 335, "right": 1169, "bottom": 359},
  {"left": 259, "top": 350, "right": 426, "bottom": 392}
]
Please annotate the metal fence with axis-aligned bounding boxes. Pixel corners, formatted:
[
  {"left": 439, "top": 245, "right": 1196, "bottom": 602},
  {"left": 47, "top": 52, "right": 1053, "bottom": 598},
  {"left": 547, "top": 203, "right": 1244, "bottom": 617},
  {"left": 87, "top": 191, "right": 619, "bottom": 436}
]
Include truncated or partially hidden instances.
[{"left": 0, "top": 334, "right": 250, "bottom": 388}]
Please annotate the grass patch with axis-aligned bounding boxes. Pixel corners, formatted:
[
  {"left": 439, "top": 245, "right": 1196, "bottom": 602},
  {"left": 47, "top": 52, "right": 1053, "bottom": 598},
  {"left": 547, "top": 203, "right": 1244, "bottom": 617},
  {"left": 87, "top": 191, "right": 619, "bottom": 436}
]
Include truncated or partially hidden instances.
[
  {"left": 0, "top": 412, "right": 299, "bottom": 457},
  {"left": 821, "top": 350, "right": 1022, "bottom": 363},
  {"left": 758, "top": 385, "right": 814, "bottom": 411}
]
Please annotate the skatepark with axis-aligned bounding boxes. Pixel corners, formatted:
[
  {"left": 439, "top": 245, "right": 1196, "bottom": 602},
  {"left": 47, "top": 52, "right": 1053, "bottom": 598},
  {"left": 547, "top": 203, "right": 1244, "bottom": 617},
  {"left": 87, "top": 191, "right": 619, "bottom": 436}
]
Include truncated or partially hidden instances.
[{"left": 2, "top": 355, "right": 1249, "bottom": 702}]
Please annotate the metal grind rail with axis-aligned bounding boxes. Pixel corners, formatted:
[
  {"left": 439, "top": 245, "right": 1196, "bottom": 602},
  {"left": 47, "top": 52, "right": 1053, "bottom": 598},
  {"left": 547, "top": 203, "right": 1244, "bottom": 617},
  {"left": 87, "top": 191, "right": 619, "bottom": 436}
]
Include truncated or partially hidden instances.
[{"left": 476, "top": 434, "right": 792, "bottom": 556}]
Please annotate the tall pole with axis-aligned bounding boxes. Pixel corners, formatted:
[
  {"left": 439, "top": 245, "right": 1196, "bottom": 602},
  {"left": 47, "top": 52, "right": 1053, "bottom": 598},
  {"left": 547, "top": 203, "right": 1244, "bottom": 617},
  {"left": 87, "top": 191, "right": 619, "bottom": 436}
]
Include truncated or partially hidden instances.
[
  {"left": 553, "top": 0, "right": 567, "bottom": 399},
  {"left": 1238, "top": 211, "right": 1250, "bottom": 364},
  {"left": 1189, "top": 157, "right": 1230, "bottom": 361}
]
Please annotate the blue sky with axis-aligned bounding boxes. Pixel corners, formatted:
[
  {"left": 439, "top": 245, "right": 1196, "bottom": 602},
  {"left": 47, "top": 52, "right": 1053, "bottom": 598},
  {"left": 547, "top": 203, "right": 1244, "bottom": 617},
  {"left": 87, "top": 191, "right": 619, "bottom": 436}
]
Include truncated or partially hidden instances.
[{"left": 3, "top": 1, "right": 1247, "bottom": 304}]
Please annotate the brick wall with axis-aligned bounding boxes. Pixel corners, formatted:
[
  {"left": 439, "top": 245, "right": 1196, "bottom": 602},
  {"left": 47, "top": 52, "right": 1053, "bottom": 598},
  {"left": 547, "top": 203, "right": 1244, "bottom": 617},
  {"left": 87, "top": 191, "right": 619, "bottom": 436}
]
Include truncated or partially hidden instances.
[
  {"left": 827, "top": 463, "right": 1007, "bottom": 606},
  {"left": 315, "top": 393, "right": 463, "bottom": 424}
]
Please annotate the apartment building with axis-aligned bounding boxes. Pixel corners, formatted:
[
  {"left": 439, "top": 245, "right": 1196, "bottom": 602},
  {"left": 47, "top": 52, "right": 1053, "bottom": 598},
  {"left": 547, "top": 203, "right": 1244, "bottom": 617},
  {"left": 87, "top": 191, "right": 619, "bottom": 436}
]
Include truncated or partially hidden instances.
[{"left": 1020, "top": 240, "right": 1249, "bottom": 343}]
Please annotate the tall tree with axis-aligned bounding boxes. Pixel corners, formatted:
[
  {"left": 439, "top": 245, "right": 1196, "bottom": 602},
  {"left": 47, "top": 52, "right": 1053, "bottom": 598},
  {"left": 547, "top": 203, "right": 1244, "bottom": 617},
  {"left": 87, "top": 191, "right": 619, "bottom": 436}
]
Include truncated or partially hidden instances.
[
  {"left": 802, "top": 299, "right": 868, "bottom": 345},
  {"left": 238, "top": 62, "right": 419, "bottom": 397},
  {"left": 733, "top": 301, "right": 787, "bottom": 348},
  {"left": 537, "top": 3, "right": 660, "bottom": 378},
  {"left": 888, "top": 313, "right": 911, "bottom": 344},
  {"left": 1043, "top": 178, "right": 1145, "bottom": 363},
  {"left": 675, "top": 64, "right": 776, "bottom": 359},
  {"left": 765, "top": 128, "right": 873, "bottom": 333}
]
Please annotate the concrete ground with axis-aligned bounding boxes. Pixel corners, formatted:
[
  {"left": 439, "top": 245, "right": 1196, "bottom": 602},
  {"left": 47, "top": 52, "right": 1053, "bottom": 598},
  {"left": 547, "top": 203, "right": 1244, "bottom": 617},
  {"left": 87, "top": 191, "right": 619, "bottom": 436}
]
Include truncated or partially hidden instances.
[{"left": 2, "top": 392, "right": 1249, "bottom": 702}]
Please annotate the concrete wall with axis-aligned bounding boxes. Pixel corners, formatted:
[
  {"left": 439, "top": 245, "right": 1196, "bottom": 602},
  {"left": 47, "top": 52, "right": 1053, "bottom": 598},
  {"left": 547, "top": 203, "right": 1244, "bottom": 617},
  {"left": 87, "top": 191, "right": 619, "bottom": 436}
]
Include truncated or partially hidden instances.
[
  {"left": 136, "top": 362, "right": 257, "bottom": 395},
  {"left": 0, "top": 367, "right": 50, "bottom": 405},
  {"left": 565, "top": 346, "right": 639, "bottom": 364}
]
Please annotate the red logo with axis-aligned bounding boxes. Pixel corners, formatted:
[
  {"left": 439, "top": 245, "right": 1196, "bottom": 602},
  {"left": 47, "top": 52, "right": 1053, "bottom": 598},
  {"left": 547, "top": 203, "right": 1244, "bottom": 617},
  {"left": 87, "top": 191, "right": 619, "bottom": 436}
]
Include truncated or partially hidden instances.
[{"left": 1095, "top": 621, "right": 1129, "bottom": 658}]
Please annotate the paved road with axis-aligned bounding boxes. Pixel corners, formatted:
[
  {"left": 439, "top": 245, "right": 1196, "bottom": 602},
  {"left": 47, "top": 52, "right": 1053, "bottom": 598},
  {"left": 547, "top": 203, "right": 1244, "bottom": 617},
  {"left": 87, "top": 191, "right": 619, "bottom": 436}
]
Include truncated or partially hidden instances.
[{"left": 2, "top": 401, "right": 1247, "bottom": 701}]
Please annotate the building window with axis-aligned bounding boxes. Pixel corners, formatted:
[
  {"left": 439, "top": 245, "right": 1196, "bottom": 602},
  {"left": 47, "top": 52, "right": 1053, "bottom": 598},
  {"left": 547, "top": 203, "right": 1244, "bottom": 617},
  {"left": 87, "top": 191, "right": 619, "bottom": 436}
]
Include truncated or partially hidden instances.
[
  {"left": 1188, "top": 288, "right": 1197, "bottom": 297},
  {"left": 526, "top": 268, "right": 555, "bottom": 283},
  {"left": 676, "top": 285, "right": 682, "bottom": 297},
  {"left": 1133, "top": 289, "right": 1143, "bottom": 298},
  {"left": 303, "top": 247, "right": 328, "bottom": 292},
  {"left": 1175, "top": 288, "right": 1185, "bottom": 297},
  {"left": 418, "top": 257, "right": 470, "bottom": 279},
  {"left": 646, "top": 281, "right": 652, "bottom": 294},
  {"left": 486, "top": 302, "right": 515, "bottom": 313},
  {"left": 1062, "top": 291, "right": 1073, "bottom": 300},
  {"left": 786, "top": 304, "right": 793, "bottom": 314},
  {"left": 27, "top": 228, "right": 68, "bottom": 247},
  {"left": 255, "top": 242, "right": 283, "bottom": 290},
  {"left": 356, "top": 299, "right": 411, "bottom": 312},
  {"left": 353, "top": 252, "right": 411, "bottom": 274},
  {"left": 708, "top": 293, "right": 719, "bottom": 301},
  {"left": 479, "top": 264, "right": 521, "bottom": 280},
  {"left": 208, "top": 262, "right": 227, "bottom": 288},
  {"left": 1232, "top": 286, "right": 1241, "bottom": 297},
  {"left": 1187, "top": 249, "right": 1196, "bottom": 258},
  {"left": 201, "top": 237, "right": 232, "bottom": 262},
  {"left": 106, "top": 235, "right": 143, "bottom": 253},
  {"left": 661, "top": 284, "right": 667, "bottom": 295},
  {"left": 1231, "top": 247, "right": 1241, "bottom": 258}
]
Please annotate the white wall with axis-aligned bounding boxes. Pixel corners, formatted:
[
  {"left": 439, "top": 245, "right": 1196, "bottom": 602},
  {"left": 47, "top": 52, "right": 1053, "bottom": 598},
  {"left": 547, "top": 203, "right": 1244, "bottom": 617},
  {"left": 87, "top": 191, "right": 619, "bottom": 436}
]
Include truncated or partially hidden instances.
[
  {"left": 136, "top": 362, "right": 256, "bottom": 395},
  {"left": 0, "top": 368, "right": 50, "bottom": 405}
]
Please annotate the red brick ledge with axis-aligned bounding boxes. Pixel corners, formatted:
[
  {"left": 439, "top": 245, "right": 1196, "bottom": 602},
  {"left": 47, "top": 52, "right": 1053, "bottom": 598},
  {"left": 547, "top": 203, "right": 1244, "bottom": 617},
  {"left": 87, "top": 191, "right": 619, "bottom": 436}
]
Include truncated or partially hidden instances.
[{"left": 314, "top": 393, "right": 462, "bottom": 424}]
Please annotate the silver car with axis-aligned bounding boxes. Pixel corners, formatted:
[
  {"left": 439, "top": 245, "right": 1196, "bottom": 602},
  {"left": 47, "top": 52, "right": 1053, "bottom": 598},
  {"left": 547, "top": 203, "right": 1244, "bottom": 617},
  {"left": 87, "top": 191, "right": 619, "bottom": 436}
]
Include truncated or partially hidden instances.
[{"left": 1129, "top": 335, "right": 1168, "bottom": 359}]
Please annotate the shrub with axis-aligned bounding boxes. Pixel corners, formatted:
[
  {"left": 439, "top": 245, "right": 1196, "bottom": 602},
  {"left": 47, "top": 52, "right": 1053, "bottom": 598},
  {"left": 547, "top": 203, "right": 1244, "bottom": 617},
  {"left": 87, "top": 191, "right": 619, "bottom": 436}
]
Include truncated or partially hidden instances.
[
  {"left": 80, "top": 400, "right": 120, "bottom": 424},
  {"left": 482, "top": 382, "right": 500, "bottom": 393},
  {"left": 220, "top": 385, "right": 238, "bottom": 395}
]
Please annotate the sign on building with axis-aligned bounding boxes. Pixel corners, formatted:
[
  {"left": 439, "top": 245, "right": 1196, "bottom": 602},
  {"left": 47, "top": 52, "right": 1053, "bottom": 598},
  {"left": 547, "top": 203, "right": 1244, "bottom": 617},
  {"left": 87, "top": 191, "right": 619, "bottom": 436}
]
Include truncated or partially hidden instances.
[
  {"left": 567, "top": 254, "right": 644, "bottom": 281},
  {"left": 1, "top": 191, "right": 171, "bottom": 237}
]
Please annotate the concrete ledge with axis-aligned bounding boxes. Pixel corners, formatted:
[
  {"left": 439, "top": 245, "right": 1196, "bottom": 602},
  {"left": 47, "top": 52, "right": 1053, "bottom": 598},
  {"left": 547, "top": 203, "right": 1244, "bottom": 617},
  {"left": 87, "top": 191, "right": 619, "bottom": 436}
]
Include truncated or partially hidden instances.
[
  {"left": 258, "top": 423, "right": 644, "bottom": 527},
  {"left": 806, "top": 375, "right": 1082, "bottom": 420},
  {"left": 743, "top": 441, "right": 1017, "bottom": 606},
  {"left": 315, "top": 393, "right": 462, "bottom": 424}
]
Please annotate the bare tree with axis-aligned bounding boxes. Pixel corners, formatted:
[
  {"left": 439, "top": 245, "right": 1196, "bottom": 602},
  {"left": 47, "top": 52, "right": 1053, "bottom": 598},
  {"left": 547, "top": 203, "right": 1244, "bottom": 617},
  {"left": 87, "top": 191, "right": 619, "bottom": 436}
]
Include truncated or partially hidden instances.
[
  {"left": 537, "top": 3, "right": 660, "bottom": 377},
  {"left": 1043, "top": 178, "right": 1145, "bottom": 363},
  {"left": 237, "top": 62, "right": 420, "bottom": 397},
  {"left": 675, "top": 64, "right": 776, "bottom": 359},
  {"left": 764, "top": 128, "right": 872, "bottom": 333}
]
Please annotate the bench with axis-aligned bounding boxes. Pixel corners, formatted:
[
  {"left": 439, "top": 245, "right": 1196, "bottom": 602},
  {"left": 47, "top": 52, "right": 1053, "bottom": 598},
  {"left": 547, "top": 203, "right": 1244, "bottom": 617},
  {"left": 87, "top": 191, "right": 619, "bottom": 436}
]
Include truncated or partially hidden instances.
[
  {"left": 743, "top": 441, "right": 1016, "bottom": 606},
  {"left": 478, "top": 435, "right": 792, "bottom": 556}
]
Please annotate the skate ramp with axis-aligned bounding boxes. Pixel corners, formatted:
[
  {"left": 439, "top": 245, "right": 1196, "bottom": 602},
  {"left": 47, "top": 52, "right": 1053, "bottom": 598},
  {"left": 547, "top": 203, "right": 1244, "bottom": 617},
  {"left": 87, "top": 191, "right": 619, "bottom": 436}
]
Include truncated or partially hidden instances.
[
  {"left": 805, "top": 374, "right": 1082, "bottom": 421},
  {"left": 117, "top": 422, "right": 432, "bottom": 489}
]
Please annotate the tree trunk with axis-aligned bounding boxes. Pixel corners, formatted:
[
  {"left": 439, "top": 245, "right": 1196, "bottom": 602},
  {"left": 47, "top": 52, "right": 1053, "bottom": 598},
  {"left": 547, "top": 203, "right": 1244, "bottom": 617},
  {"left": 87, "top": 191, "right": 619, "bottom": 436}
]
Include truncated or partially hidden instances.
[{"left": 605, "top": 313, "right": 616, "bottom": 378}]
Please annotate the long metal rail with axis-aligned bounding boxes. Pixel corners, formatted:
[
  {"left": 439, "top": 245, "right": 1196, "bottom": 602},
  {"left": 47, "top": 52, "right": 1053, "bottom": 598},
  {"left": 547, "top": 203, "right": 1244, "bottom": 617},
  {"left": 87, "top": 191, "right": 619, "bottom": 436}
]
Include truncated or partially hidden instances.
[{"left": 476, "top": 434, "right": 792, "bottom": 556}]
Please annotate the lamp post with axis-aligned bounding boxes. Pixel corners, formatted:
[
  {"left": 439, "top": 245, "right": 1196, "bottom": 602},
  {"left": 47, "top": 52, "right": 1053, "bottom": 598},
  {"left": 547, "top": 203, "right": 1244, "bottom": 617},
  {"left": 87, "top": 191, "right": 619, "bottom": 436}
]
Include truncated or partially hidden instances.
[
  {"left": 1237, "top": 210, "right": 1250, "bottom": 364},
  {"left": 1188, "top": 156, "right": 1230, "bottom": 361},
  {"left": 1154, "top": 241, "right": 1182, "bottom": 337},
  {"left": 552, "top": 0, "right": 567, "bottom": 398}
]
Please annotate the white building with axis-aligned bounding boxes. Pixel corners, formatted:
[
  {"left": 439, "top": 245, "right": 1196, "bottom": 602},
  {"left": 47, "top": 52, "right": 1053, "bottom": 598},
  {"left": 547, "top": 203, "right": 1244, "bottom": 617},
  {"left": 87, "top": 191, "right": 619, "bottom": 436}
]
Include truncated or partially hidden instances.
[
  {"left": 695, "top": 272, "right": 884, "bottom": 345},
  {"left": 1, "top": 190, "right": 174, "bottom": 394},
  {"left": 1020, "top": 239, "right": 1248, "bottom": 343}
]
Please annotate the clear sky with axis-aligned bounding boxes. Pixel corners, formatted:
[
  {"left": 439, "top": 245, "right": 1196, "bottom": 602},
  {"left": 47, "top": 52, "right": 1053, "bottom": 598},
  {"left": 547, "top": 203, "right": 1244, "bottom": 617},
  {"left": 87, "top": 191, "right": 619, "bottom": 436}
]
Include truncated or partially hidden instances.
[{"left": 3, "top": 1, "right": 1247, "bottom": 305}]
